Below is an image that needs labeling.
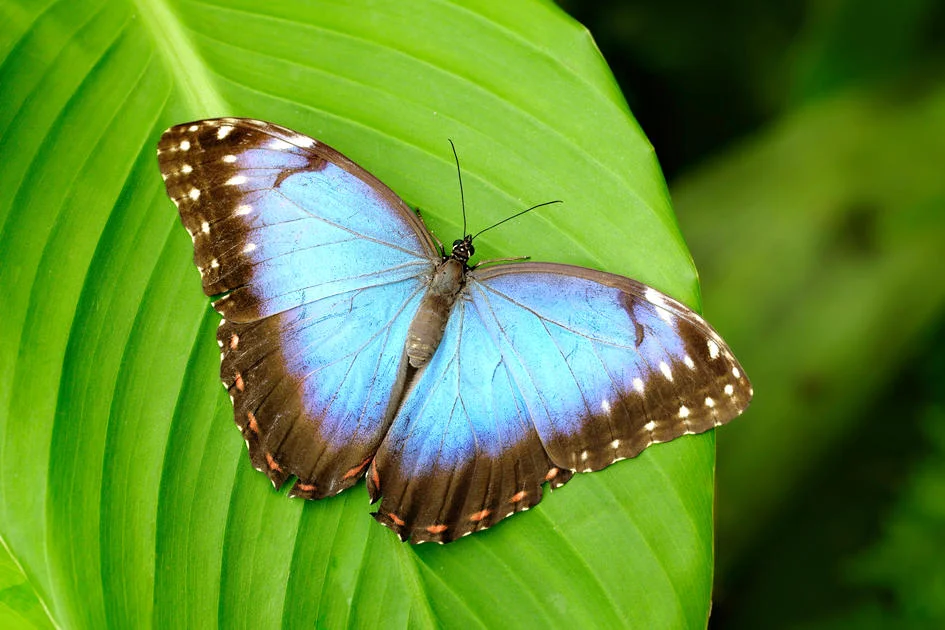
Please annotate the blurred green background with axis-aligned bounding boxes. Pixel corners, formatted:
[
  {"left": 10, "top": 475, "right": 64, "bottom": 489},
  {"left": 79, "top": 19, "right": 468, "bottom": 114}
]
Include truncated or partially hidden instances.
[{"left": 558, "top": 0, "right": 945, "bottom": 626}]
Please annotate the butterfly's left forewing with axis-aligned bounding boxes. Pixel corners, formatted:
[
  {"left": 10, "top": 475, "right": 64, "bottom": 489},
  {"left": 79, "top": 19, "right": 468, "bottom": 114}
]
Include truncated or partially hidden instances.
[
  {"left": 158, "top": 119, "right": 439, "bottom": 498},
  {"left": 370, "top": 262, "right": 750, "bottom": 542}
]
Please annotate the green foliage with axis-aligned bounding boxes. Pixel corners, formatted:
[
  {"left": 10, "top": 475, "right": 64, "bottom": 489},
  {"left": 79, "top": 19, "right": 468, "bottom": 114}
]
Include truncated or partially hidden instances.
[
  {"left": 674, "top": 85, "right": 945, "bottom": 569},
  {"left": 661, "top": 1, "right": 945, "bottom": 624},
  {"left": 0, "top": 0, "right": 716, "bottom": 628},
  {"left": 0, "top": 543, "right": 52, "bottom": 630},
  {"left": 841, "top": 406, "right": 945, "bottom": 625}
]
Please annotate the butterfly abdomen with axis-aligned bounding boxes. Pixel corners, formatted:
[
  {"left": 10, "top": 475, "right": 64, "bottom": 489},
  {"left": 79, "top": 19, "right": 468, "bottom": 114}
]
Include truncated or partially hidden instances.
[{"left": 406, "top": 258, "right": 466, "bottom": 368}]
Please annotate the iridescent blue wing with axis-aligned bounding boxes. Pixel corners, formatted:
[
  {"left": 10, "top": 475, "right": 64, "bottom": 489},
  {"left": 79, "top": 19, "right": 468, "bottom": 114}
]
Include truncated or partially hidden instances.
[
  {"left": 370, "top": 262, "right": 751, "bottom": 543},
  {"left": 157, "top": 118, "right": 438, "bottom": 498},
  {"left": 369, "top": 289, "right": 575, "bottom": 543}
]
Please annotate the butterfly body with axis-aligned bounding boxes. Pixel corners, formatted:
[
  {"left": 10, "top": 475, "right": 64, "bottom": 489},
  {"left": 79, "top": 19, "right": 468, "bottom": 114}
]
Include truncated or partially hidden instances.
[
  {"left": 157, "top": 118, "right": 752, "bottom": 543},
  {"left": 406, "top": 255, "right": 466, "bottom": 369}
]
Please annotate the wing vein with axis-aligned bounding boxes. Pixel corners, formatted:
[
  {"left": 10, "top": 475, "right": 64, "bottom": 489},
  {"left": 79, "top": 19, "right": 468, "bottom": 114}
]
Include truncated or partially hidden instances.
[
  {"left": 467, "top": 282, "right": 557, "bottom": 455},
  {"left": 479, "top": 283, "right": 636, "bottom": 350},
  {"left": 270, "top": 187, "right": 432, "bottom": 260}
]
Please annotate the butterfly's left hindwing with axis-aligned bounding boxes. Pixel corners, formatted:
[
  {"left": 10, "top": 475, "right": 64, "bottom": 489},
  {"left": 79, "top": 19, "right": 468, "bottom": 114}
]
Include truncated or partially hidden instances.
[
  {"left": 217, "top": 280, "right": 425, "bottom": 496},
  {"left": 158, "top": 119, "right": 438, "bottom": 498}
]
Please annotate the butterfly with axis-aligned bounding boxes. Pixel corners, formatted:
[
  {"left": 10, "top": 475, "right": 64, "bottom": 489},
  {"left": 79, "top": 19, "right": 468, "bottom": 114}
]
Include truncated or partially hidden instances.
[{"left": 156, "top": 118, "right": 752, "bottom": 544}]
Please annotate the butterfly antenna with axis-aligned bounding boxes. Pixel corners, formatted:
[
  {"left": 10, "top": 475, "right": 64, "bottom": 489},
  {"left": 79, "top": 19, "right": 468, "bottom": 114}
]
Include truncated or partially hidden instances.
[
  {"left": 449, "top": 139, "right": 468, "bottom": 236},
  {"left": 471, "top": 200, "right": 563, "bottom": 241}
]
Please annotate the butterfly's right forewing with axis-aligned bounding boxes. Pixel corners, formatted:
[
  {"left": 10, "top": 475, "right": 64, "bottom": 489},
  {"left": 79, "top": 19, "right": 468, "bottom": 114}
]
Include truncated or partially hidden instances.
[{"left": 158, "top": 118, "right": 437, "bottom": 498}]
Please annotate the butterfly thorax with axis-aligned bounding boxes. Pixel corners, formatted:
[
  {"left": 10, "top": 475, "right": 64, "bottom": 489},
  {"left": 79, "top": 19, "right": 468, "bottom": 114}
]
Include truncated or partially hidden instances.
[{"left": 405, "top": 257, "right": 467, "bottom": 369}]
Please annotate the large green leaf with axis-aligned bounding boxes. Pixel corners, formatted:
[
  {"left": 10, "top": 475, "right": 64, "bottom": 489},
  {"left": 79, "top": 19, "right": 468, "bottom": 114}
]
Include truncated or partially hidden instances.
[
  {"left": 0, "top": 1, "right": 717, "bottom": 627},
  {"left": 0, "top": 541, "right": 53, "bottom": 630}
]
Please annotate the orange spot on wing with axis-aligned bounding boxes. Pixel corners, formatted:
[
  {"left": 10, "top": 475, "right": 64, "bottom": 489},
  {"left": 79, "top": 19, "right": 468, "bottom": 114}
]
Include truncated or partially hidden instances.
[
  {"left": 370, "top": 461, "right": 380, "bottom": 489},
  {"left": 544, "top": 467, "right": 559, "bottom": 481},
  {"left": 509, "top": 490, "right": 527, "bottom": 503},
  {"left": 426, "top": 524, "right": 448, "bottom": 534},
  {"left": 234, "top": 372, "right": 245, "bottom": 392},
  {"left": 295, "top": 482, "right": 316, "bottom": 493},
  {"left": 246, "top": 411, "right": 259, "bottom": 434},
  {"left": 343, "top": 456, "right": 372, "bottom": 480},
  {"left": 265, "top": 452, "right": 283, "bottom": 473},
  {"left": 469, "top": 509, "right": 491, "bottom": 522},
  {"left": 229, "top": 333, "right": 239, "bottom": 350},
  {"left": 388, "top": 512, "right": 405, "bottom": 527}
]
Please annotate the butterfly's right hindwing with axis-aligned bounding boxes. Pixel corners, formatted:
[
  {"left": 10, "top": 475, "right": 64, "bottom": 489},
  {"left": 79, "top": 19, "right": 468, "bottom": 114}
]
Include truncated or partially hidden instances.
[{"left": 368, "top": 262, "right": 751, "bottom": 543}]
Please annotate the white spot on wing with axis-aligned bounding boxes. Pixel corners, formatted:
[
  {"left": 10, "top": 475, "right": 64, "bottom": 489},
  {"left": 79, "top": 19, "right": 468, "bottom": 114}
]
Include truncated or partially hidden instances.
[
  {"left": 684, "top": 355, "right": 695, "bottom": 369},
  {"left": 181, "top": 164, "right": 192, "bottom": 174},
  {"left": 179, "top": 140, "right": 191, "bottom": 151},
  {"left": 611, "top": 439, "right": 620, "bottom": 449},
  {"left": 235, "top": 204, "right": 252, "bottom": 216},
  {"left": 678, "top": 405, "right": 690, "bottom": 418},
  {"left": 724, "top": 384, "right": 735, "bottom": 396},
  {"left": 242, "top": 242, "right": 256, "bottom": 253},
  {"left": 644, "top": 420, "right": 657, "bottom": 432},
  {"left": 645, "top": 287, "right": 674, "bottom": 324},
  {"left": 217, "top": 125, "right": 234, "bottom": 139},
  {"left": 632, "top": 377, "right": 645, "bottom": 393},
  {"left": 201, "top": 221, "right": 210, "bottom": 234},
  {"left": 188, "top": 124, "right": 199, "bottom": 132},
  {"left": 659, "top": 361, "right": 673, "bottom": 381},
  {"left": 600, "top": 399, "right": 611, "bottom": 413},
  {"left": 705, "top": 397, "right": 715, "bottom": 408},
  {"left": 644, "top": 287, "right": 666, "bottom": 307},
  {"left": 291, "top": 134, "right": 316, "bottom": 148},
  {"left": 222, "top": 154, "right": 237, "bottom": 163},
  {"left": 708, "top": 339, "right": 720, "bottom": 359},
  {"left": 210, "top": 258, "right": 220, "bottom": 269},
  {"left": 188, "top": 187, "right": 200, "bottom": 200},
  {"left": 580, "top": 451, "right": 588, "bottom": 462},
  {"left": 226, "top": 175, "right": 247, "bottom": 186},
  {"left": 732, "top": 366, "right": 741, "bottom": 379},
  {"left": 267, "top": 138, "right": 294, "bottom": 151}
]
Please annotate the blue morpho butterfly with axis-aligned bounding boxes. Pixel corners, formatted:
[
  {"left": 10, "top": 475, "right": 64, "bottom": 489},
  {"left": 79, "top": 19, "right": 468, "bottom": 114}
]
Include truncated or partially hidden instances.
[{"left": 157, "top": 118, "right": 752, "bottom": 544}]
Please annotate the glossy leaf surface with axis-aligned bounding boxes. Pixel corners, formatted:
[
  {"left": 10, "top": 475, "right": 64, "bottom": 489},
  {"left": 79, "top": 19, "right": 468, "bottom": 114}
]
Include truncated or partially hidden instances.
[{"left": 0, "top": 1, "right": 713, "bottom": 627}]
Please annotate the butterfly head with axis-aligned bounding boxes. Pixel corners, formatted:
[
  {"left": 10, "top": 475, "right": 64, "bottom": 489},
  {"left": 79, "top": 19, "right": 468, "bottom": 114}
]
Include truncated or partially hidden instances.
[{"left": 450, "top": 235, "right": 475, "bottom": 265}]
